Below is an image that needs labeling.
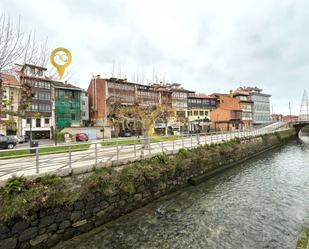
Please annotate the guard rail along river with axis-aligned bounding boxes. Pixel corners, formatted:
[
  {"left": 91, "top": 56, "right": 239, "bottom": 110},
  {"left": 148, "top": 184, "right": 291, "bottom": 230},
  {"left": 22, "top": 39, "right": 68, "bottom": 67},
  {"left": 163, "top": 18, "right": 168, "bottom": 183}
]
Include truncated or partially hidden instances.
[{"left": 0, "top": 128, "right": 297, "bottom": 249}]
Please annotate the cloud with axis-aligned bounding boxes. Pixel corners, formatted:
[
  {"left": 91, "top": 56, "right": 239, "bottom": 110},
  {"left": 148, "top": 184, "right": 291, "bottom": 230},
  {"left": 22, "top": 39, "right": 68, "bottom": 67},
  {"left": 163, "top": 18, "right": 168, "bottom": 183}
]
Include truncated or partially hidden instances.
[{"left": 1, "top": 0, "right": 309, "bottom": 114}]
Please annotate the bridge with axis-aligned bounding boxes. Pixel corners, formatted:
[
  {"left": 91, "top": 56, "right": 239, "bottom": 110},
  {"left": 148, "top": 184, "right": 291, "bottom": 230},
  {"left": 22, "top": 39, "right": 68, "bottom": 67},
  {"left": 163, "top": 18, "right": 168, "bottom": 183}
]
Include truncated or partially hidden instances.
[{"left": 292, "top": 90, "right": 309, "bottom": 135}]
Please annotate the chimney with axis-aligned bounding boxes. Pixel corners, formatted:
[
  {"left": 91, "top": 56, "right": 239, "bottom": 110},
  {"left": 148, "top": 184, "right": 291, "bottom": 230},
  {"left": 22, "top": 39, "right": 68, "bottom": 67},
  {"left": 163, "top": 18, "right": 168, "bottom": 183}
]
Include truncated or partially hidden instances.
[
  {"left": 97, "top": 74, "right": 101, "bottom": 79},
  {"left": 229, "top": 90, "right": 233, "bottom": 98}
]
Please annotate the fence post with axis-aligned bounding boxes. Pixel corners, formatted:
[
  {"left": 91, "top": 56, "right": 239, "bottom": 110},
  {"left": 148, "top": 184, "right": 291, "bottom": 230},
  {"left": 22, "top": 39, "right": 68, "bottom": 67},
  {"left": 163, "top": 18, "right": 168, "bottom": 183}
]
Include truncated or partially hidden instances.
[
  {"left": 95, "top": 143, "right": 98, "bottom": 165},
  {"left": 190, "top": 135, "right": 193, "bottom": 148},
  {"left": 134, "top": 138, "right": 137, "bottom": 157},
  {"left": 172, "top": 140, "right": 175, "bottom": 153},
  {"left": 161, "top": 142, "right": 164, "bottom": 153},
  {"left": 35, "top": 148, "right": 39, "bottom": 174},
  {"left": 69, "top": 146, "right": 72, "bottom": 169},
  {"left": 116, "top": 141, "right": 119, "bottom": 161}
]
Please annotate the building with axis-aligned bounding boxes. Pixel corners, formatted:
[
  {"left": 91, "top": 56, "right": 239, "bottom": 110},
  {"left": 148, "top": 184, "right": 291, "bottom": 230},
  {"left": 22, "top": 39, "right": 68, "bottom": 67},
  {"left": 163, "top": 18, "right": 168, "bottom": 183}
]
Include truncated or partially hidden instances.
[
  {"left": 17, "top": 64, "right": 53, "bottom": 139},
  {"left": 81, "top": 91, "right": 89, "bottom": 126},
  {"left": 0, "top": 73, "right": 22, "bottom": 135},
  {"left": 52, "top": 81, "right": 83, "bottom": 130},
  {"left": 151, "top": 83, "right": 193, "bottom": 134},
  {"left": 187, "top": 94, "right": 217, "bottom": 132},
  {"left": 87, "top": 76, "right": 193, "bottom": 136},
  {"left": 232, "top": 90, "right": 253, "bottom": 129},
  {"left": 271, "top": 114, "right": 283, "bottom": 122},
  {"left": 282, "top": 115, "right": 298, "bottom": 122},
  {"left": 210, "top": 93, "right": 243, "bottom": 131},
  {"left": 237, "top": 86, "right": 271, "bottom": 125}
]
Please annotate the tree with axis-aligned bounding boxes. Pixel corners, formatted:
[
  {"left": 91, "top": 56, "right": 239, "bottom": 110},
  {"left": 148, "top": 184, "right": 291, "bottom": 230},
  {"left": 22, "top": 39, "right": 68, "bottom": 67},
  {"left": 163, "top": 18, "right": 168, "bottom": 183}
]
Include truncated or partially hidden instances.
[
  {"left": 0, "top": 13, "right": 49, "bottom": 141},
  {"left": 0, "top": 14, "right": 24, "bottom": 117},
  {"left": 108, "top": 100, "right": 175, "bottom": 147}
]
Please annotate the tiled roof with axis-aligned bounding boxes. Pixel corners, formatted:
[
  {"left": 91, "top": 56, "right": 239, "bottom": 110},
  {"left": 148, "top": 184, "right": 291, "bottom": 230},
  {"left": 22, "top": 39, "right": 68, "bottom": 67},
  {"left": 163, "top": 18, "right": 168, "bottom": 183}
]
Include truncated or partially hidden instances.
[
  {"left": 0, "top": 73, "right": 19, "bottom": 86},
  {"left": 52, "top": 81, "right": 83, "bottom": 91}
]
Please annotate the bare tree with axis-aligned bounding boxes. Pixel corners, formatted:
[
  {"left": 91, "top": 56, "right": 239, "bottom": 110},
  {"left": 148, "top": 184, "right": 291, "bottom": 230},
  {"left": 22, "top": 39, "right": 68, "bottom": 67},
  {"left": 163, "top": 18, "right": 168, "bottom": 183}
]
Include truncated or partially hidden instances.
[
  {"left": 0, "top": 13, "right": 49, "bottom": 141},
  {"left": 0, "top": 14, "right": 24, "bottom": 118}
]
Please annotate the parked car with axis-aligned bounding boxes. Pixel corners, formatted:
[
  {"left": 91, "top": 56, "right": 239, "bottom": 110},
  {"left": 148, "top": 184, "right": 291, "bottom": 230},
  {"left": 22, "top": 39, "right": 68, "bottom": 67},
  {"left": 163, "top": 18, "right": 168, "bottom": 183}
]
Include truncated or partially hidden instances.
[
  {"left": 76, "top": 133, "right": 89, "bottom": 142},
  {"left": 7, "top": 135, "right": 19, "bottom": 144},
  {"left": 119, "top": 129, "right": 132, "bottom": 137},
  {"left": 18, "top": 135, "right": 29, "bottom": 143},
  {"left": 0, "top": 136, "right": 17, "bottom": 149}
]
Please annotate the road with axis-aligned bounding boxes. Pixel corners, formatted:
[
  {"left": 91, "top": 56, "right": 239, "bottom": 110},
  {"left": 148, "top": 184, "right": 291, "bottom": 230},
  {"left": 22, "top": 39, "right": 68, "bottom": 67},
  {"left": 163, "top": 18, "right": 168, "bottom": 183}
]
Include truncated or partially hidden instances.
[{"left": 0, "top": 122, "right": 287, "bottom": 181}]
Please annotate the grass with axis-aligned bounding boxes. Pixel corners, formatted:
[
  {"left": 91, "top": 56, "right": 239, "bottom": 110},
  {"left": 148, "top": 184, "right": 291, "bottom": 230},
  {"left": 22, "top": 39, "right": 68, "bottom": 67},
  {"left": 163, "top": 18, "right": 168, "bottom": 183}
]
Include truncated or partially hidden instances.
[
  {"left": 296, "top": 229, "right": 309, "bottom": 249},
  {"left": 101, "top": 135, "right": 177, "bottom": 147},
  {"left": 0, "top": 144, "right": 91, "bottom": 158}
]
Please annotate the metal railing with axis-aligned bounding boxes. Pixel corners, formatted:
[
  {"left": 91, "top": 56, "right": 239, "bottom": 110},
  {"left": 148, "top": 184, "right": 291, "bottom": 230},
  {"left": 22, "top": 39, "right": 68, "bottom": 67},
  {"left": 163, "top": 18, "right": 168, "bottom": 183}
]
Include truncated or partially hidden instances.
[{"left": 0, "top": 122, "right": 288, "bottom": 181}]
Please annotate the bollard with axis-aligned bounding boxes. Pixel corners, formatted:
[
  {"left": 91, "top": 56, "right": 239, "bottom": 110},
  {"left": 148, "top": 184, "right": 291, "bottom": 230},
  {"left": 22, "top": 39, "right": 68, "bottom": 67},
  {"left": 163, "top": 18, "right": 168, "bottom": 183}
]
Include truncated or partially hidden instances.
[
  {"left": 69, "top": 146, "right": 72, "bottom": 169},
  {"left": 95, "top": 143, "right": 98, "bottom": 165}
]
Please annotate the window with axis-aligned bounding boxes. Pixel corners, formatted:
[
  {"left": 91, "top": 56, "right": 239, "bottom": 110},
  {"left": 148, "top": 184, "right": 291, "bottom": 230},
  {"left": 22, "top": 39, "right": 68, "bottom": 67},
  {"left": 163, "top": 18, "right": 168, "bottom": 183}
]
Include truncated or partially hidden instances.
[
  {"left": 82, "top": 111, "right": 86, "bottom": 117},
  {"left": 26, "top": 118, "right": 31, "bottom": 124},
  {"left": 72, "top": 113, "right": 76, "bottom": 120},
  {"left": 187, "top": 111, "right": 192, "bottom": 116},
  {"left": 36, "top": 119, "right": 41, "bottom": 127},
  {"left": 199, "top": 111, "right": 204, "bottom": 116},
  {"left": 45, "top": 118, "right": 49, "bottom": 124},
  {"left": 194, "top": 111, "right": 198, "bottom": 116},
  {"left": 38, "top": 70, "right": 43, "bottom": 76}
]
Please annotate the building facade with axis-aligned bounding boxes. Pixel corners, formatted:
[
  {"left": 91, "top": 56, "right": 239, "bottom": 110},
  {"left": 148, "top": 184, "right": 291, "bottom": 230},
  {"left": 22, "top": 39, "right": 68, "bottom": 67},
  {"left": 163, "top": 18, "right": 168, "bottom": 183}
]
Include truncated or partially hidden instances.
[
  {"left": 81, "top": 91, "right": 89, "bottom": 126},
  {"left": 210, "top": 93, "right": 243, "bottom": 131},
  {"left": 87, "top": 76, "right": 193, "bottom": 135},
  {"left": 52, "top": 81, "right": 83, "bottom": 130},
  {"left": 232, "top": 90, "right": 253, "bottom": 129},
  {"left": 187, "top": 94, "right": 216, "bottom": 132},
  {"left": 237, "top": 87, "right": 271, "bottom": 125},
  {"left": 0, "top": 73, "right": 22, "bottom": 136},
  {"left": 17, "top": 64, "right": 53, "bottom": 139}
]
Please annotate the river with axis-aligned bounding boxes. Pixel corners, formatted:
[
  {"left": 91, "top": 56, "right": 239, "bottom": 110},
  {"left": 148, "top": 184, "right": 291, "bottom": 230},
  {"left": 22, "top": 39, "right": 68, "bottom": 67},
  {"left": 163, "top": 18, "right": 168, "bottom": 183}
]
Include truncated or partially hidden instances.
[{"left": 56, "top": 136, "right": 309, "bottom": 249}]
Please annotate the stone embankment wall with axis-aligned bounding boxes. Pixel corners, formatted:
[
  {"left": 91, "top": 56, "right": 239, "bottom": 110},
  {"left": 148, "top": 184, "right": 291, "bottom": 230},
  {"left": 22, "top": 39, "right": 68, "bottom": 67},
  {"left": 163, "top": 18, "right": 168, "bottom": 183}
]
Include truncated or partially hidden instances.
[{"left": 0, "top": 129, "right": 295, "bottom": 249}]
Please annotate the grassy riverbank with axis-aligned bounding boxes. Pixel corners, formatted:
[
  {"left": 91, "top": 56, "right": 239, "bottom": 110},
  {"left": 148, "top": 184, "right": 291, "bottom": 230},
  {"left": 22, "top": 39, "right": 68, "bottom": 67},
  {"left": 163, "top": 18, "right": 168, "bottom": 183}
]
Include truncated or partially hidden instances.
[
  {"left": 0, "top": 144, "right": 90, "bottom": 158},
  {"left": 101, "top": 135, "right": 177, "bottom": 146}
]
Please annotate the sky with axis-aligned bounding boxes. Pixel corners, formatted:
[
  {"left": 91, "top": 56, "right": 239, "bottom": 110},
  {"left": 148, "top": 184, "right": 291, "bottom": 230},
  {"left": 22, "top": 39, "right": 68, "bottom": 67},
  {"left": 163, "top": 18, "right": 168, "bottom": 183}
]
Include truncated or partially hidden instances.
[{"left": 1, "top": 0, "right": 309, "bottom": 115}]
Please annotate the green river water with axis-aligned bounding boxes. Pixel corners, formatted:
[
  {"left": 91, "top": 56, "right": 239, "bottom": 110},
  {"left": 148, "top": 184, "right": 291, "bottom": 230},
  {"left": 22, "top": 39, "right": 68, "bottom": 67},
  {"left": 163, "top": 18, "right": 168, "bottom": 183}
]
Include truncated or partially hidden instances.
[{"left": 56, "top": 136, "right": 309, "bottom": 249}]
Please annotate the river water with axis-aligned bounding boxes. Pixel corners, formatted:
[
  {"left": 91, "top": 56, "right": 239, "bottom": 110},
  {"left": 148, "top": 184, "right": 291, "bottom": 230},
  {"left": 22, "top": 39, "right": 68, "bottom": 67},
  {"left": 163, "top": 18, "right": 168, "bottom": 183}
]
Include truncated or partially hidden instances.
[{"left": 57, "top": 136, "right": 309, "bottom": 249}]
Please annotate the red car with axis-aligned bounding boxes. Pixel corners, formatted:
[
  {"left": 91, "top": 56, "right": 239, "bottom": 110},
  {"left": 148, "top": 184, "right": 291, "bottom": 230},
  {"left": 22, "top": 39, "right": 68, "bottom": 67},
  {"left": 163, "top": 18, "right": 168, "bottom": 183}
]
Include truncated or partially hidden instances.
[{"left": 75, "top": 133, "right": 89, "bottom": 142}]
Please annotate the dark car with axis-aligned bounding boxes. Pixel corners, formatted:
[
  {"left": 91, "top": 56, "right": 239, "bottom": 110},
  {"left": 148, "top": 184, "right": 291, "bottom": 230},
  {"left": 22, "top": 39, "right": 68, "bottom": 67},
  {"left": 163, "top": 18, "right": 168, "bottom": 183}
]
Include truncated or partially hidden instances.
[
  {"left": 119, "top": 129, "right": 132, "bottom": 137},
  {"left": 76, "top": 133, "right": 89, "bottom": 142},
  {"left": 0, "top": 136, "right": 17, "bottom": 149}
]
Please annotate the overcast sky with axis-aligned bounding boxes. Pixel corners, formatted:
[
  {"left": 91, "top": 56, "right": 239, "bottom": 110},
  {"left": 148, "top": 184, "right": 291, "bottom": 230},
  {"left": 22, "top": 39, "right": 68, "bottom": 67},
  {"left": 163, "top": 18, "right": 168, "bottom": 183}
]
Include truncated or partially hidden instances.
[{"left": 1, "top": 0, "right": 308, "bottom": 114}]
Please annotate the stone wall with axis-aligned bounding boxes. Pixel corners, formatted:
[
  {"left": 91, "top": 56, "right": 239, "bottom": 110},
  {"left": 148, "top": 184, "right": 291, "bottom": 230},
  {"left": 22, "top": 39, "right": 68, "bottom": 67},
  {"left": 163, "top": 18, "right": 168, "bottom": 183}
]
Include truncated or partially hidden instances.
[{"left": 0, "top": 129, "right": 296, "bottom": 249}]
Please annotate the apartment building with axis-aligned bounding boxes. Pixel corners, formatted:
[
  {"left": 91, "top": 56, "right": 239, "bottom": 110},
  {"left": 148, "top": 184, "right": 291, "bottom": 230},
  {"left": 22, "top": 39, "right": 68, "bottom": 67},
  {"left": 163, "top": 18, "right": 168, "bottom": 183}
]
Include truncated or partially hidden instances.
[
  {"left": 238, "top": 86, "right": 271, "bottom": 125},
  {"left": 0, "top": 73, "right": 22, "bottom": 135},
  {"left": 17, "top": 64, "right": 53, "bottom": 139},
  {"left": 232, "top": 90, "right": 253, "bottom": 129},
  {"left": 52, "top": 81, "right": 83, "bottom": 130},
  {"left": 151, "top": 83, "right": 193, "bottom": 133},
  {"left": 81, "top": 91, "right": 89, "bottom": 126},
  {"left": 187, "top": 94, "right": 217, "bottom": 132},
  {"left": 87, "top": 76, "right": 193, "bottom": 135},
  {"left": 210, "top": 93, "right": 243, "bottom": 131}
]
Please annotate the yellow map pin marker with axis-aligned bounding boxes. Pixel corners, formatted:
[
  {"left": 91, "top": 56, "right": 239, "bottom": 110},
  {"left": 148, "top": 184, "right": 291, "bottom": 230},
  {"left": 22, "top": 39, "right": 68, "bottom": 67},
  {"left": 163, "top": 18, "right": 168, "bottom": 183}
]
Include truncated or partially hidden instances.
[{"left": 50, "top": 48, "right": 72, "bottom": 79}]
